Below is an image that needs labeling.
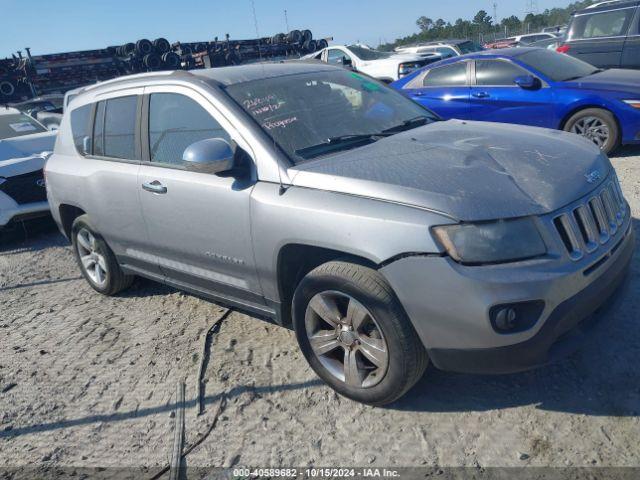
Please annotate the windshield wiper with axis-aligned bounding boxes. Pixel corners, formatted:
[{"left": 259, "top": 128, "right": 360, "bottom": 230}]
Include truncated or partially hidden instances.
[
  {"left": 381, "top": 116, "right": 431, "bottom": 134},
  {"left": 295, "top": 133, "right": 388, "bottom": 159}
]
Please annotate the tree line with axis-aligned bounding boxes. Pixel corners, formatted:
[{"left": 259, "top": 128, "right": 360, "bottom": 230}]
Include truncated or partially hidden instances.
[{"left": 379, "top": 0, "right": 596, "bottom": 50}]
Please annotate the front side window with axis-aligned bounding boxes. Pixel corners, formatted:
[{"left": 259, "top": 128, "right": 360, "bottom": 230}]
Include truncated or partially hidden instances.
[
  {"left": 327, "top": 49, "right": 351, "bottom": 64},
  {"left": 475, "top": 60, "right": 527, "bottom": 86},
  {"left": 457, "top": 41, "right": 484, "bottom": 54},
  {"left": 104, "top": 96, "right": 138, "bottom": 160},
  {"left": 423, "top": 63, "right": 468, "bottom": 87},
  {"left": 225, "top": 69, "right": 438, "bottom": 164},
  {"left": 569, "top": 8, "right": 634, "bottom": 39},
  {"left": 69, "top": 105, "right": 92, "bottom": 154},
  {"left": 149, "top": 93, "right": 230, "bottom": 167},
  {"left": 346, "top": 46, "right": 392, "bottom": 61}
]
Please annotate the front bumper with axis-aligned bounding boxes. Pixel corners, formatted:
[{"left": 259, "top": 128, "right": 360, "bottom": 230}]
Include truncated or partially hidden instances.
[
  {"left": 0, "top": 191, "right": 50, "bottom": 229},
  {"left": 381, "top": 219, "right": 635, "bottom": 375}
]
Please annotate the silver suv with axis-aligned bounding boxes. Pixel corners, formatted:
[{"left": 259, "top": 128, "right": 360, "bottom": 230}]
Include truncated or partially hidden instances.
[{"left": 45, "top": 63, "right": 634, "bottom": 405}]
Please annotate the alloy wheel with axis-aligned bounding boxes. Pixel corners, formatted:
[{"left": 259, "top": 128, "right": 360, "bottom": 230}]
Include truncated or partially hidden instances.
[
  {"left": 76, "top": 228, "right": 108, "bottom": 287},
  {"left": 304, "top": 290, "right": 389, "bottom": 388},
  {"left": 570, "top": 116, "right": 610, "bottom": 149}
]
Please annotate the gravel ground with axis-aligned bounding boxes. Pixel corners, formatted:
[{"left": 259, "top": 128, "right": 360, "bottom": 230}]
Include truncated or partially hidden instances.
[{"left": 1, "top": 147, "right": 639, "bottom": 474}]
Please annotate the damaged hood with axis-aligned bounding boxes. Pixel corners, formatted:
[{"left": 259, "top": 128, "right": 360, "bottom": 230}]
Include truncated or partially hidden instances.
[{"left": 288, "top": 120, "right": 610, "bottom": 222}]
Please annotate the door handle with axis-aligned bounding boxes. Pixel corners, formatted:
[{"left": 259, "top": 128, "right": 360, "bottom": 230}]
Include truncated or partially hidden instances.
[
  {"left": 472, "top": 92, "right": 490, "bottom": 99},
  {"left": 142, "top": 180, "right": 167, "bottom": 194}
]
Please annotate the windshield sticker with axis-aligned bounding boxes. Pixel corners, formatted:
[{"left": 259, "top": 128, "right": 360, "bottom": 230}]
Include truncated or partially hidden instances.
[
  {"left": 262, "top": 116, "right": 298, "bottom": 130},
  {"left": 252, "top": 102, "right": 283, "bottom": 116},
  {"left": 9, "top": 122, "right": 37, "bottom": 133}
]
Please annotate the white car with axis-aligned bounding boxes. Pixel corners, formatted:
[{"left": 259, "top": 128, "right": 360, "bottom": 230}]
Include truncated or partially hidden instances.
[
  {"left": 0, "top": 107, "right": 56, "bottom": 231},
  {"left": 508, "top": 32, "right": 558, "bottom": 45},
  {"left": 305, "top": 44, "right": 439, "bottom": 83},
  {"left": 395, "top": 39, "right": 485, "bottom": 59}
]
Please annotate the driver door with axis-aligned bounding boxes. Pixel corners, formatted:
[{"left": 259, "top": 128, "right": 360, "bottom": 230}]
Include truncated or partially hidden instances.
[
  {"left": 136, "top": 85, "right": 264, "bottom": 306},
  {"left": 468, "top": 59, "right": 554, "bottom": 128}
]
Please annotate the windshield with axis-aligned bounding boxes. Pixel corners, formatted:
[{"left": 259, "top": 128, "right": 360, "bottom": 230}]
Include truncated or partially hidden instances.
[
  {"left": 225, "top": 69, "right": 438, "bottom": 164},
  {"left": 458, "top": 41, "right": 484, "bottom": 54},
  {"left": 347, "top": 45, "right": 393, "bottom": 60},
  {"left": 518, "top": 49, "right": 599, "bottom": 82},
  {"left": 0, "top": 113, "right": 47, "bottom": 140}
]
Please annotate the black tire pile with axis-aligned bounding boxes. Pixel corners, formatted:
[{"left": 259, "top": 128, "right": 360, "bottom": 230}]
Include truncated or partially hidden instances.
[{"left": 0, "top": 30, "right": 327, "bottom": 103}]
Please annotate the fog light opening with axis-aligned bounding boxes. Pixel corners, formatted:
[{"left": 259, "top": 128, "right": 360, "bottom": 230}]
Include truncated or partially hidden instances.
[{"left": 495, "top": 307, "right": 517, "bottom": 332}]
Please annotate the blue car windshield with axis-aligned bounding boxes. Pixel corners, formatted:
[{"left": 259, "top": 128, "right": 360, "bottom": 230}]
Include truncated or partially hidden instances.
[
  {"left": 519, "top": 49, "right": 600, "bottom": 82},
  {"left": 225, "top": 69, "right": 438, "bottom": 163}
]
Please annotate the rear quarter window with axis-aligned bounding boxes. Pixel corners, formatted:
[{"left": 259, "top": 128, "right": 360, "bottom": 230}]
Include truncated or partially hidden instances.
[
  {"left": 569, "top": 7, "right": 635, "bottom": 39},
  {"left": 70, "top": 104, "right": 93, "bottom": 155}
]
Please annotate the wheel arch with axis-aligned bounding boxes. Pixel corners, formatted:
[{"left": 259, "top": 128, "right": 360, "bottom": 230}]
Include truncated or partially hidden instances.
[
  {"left": 58, "top": 204, "right": 86, "bottom": 239},
  {"left": 558, "top": 103, "right": 621, "bottom": 133},
  {"left": 276, "top": 243, "right": 379, "bottom": 327}
]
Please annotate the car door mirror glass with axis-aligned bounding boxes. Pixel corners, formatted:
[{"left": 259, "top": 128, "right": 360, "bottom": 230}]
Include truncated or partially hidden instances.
[
  {"left": 182, "top": 138, "right": 234, "bottom": 174},
  {"left": 342, "top": 56, "right": 353, "bottom": 67},
  {"left": 514, "top": 75, "right": 538, "bottom": 89}
]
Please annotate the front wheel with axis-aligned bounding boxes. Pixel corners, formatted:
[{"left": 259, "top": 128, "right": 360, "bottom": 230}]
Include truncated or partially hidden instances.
[
  {"left": 564, "top": 108, "right": 620, "bottom": 155},
  {"left": 292, "top": 261, "right": 428, "bottom": 406}
]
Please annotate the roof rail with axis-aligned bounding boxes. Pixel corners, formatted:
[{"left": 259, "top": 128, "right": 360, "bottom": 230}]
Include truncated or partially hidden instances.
[
  {"left": 80, "top": 70, "right": 193, "bottom": 93},
  {"left": 585, "top": 0, "right": 625, "bottom": 9}
]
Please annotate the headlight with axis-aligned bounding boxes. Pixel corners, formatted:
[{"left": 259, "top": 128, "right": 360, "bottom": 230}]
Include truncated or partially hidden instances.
[
  {"left": 623, "top": 100, "right": 640, "bottom": 109},
  {"left": 432, "top": 217, "right": 547, "bottom": 264}
]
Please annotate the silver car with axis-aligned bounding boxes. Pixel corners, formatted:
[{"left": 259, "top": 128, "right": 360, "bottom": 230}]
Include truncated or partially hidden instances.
[{"left": 45, "top": 63, "right": 634, "bottom": 405}]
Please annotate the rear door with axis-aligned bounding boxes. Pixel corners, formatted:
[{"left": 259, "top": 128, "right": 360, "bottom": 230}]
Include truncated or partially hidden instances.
[
  {"left": 621, "top": 6, "right": 640, "bottom": 69},
  {"left": 468, "top": 59, "right": 554, "bottom": 128},
  {"left": 75, "top": 90, "right": 161, "bottom": 276},
  {"left": 403, "top": 61, "right": 471, "bottom": 120},
  {"left": 136, "top": 85, "right": 264, "bottom": 306},
  {"left": 566, "top": 5, "right": 636, "bottom": 68}
]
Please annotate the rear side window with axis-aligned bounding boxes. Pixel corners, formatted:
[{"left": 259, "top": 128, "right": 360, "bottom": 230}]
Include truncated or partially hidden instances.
[
  {"left": 475, "top": 60, "right": 526, "bottom": 86},
  {"left": 148, "top": 93, "right": 230, "bottom": 167},
  {"left": 423, "top": 63, "right": 468, "bottom": 87},
  {"left": 569, "top": 8, "right": 635, "bottom": 39},
  {"left": 104, "top": 96, "right": 138, "bottom": 160},
  {"left": 70, "top": 104, "right": 92, "bottom": 155}
]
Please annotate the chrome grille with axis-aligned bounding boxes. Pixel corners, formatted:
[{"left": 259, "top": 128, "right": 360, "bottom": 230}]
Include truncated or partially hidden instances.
[{"left": 553, "top": 175, "right": 626, "bottom": 261}]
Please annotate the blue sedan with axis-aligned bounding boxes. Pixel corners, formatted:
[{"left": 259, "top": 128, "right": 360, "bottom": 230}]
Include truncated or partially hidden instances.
[{"left": 391, "top": 47, "right": 640, "bottom": 154}]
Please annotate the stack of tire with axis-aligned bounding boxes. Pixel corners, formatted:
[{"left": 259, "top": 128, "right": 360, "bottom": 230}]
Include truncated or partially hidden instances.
[
  {"left": 115, "top": 37, "right": 181, "bottom": 72},
  {"left": 270, "top": 30, "right": 327, "bottom": 53},
  {"left": 0, "top": 60, "right": 19, "bottom": 101}
]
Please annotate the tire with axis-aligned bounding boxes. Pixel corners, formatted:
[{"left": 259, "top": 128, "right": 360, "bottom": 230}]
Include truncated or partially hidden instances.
[
  {"left": 162, "top": 52, "right": 181, "bottom": 69},
  {"left": 302, "top": 29, "right": 313, "bottom": 43},
  {"left": 563, "top": 108, "right": 620, "bottom": 155},
  {"left": 153, "top": 37, "right": 171, "bottom": 54},
  {"left": 288, "top": 29, "right": 302, "bottom": 44},
  {"left": 292, "top": 261, "right": 428, "bottom": 406},
  {"left": 136, "top": 38, "right": 154, "bottom": 56},
  {"left": 316, "top": 39, "right": 329, "bottom": 50},
  {"left": 71, "top": 215, "right": 134, "bottom": 296},
  {"left": 143, "top": 53, "right": 162, "bottom": 70},
  {"left": 0, "top": 80, "right": 15, "bottom": 97},
  {"left": 303, "top": 40, "right": 317, "bottom": 53}
]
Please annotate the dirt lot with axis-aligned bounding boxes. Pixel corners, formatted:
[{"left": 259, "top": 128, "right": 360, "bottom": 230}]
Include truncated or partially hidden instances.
[{"left": 1, "top": 147, "right": 640, "bottom": 475}]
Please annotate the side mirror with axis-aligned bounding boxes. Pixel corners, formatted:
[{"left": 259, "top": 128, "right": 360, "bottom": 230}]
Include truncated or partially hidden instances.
[
  {"left": 514, "top": 75, "right": 539, "bottom": 89},
  {"left": 342, "top": 56, "right": 353, "bottom": 67},
  {"left": 82, "top": 136, "right": 92, "bottom": 155},
  {"left": 182, "top": 138, "right": 234, "bottom": 174}
]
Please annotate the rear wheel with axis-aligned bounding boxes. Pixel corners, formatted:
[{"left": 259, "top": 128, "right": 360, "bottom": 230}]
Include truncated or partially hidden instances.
[
  {"left": 564, "top": 108, "right": 620, "bottom": 154},
  {"left": 292, "top": 261, "right": 428, "bottom": 405},
  {"left": 71, "top": 215, "right": 133, "bottom": 296}
]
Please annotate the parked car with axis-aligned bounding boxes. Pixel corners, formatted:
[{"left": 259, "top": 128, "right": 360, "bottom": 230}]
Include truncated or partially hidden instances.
[
  {"left": 9, "top": 95, "right": 65, "bottom": 131},
  {"left": 486, "top": 32, "right": 558, "bottom": 49},
  {"left": 558, "top": 0, "right": 640, "bottom": 69},
  {"left": 46, "top": 64, "right": 633, "bottom": 405},
  {"left": 0, "top": 107, "right": 56, "bottom": 231},
  {"left": 529, "top": 37, "right": 563, "bottom": 50},
  {"left": 392, "top": 47, "right": 640, "bottom": 153},
  {"left": 395, "top": 39, "right": 484, "bottom": 59},
  {"left": 304, "top": 44, "right": 438, "bottom": 82}
]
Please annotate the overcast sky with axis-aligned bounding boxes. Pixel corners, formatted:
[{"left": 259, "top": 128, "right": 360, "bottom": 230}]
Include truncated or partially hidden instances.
[{"left": 2, "top": 0, "right": 572, "bottom": 57}]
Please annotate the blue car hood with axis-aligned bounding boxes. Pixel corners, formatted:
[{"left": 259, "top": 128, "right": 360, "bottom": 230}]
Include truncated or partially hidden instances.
[
  {"left": 289, "top": 120, "right": 610, "bottom": 222},
  {"left": 565, "top": 69, "right": 640, "bottom": 94}
]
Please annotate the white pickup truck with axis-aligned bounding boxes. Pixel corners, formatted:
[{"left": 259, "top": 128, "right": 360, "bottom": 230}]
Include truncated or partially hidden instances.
[
  {"left": 0, "top": 107, "right": 56, "bottom": 231},
  {"left": 305, "top": 44, "right": 439, "bottom": 83}
]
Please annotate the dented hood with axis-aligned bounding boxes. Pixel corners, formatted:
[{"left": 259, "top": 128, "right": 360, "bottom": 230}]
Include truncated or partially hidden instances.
[{"left": 288, "top": 120, "right": 610, "bottom": 222}]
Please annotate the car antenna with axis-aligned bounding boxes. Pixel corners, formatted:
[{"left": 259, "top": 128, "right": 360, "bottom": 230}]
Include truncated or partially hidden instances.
[{"left": 250, "top": 0, "right": 287, "bottom": 195}]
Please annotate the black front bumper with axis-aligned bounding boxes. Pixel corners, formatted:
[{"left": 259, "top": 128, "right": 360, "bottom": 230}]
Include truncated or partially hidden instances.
[{"left": 428, "top": 226, "right": 635, "bottom": 375}]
